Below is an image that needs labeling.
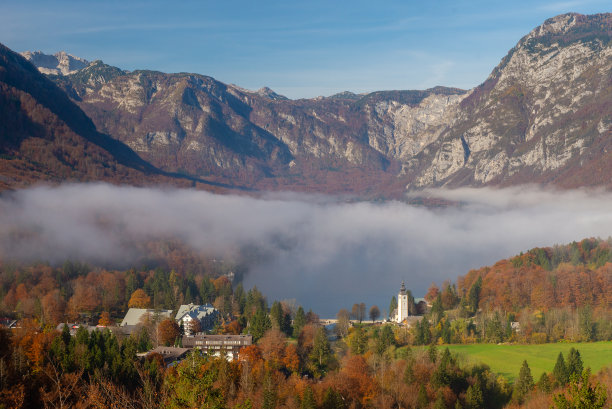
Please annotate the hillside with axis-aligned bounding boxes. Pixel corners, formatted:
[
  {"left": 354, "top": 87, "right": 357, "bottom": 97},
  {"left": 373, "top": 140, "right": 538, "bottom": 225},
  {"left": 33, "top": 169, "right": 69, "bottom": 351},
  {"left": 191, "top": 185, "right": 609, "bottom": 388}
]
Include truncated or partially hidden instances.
[
  {"left": 411, "top": 13, "right": 612, "bottom": 189},
  {"left": 0, "top": 44, "right": 243, "bottom": 192},
  {"left": 22, "top": 13, "right": 609, "bottom": 196},
  {"left": 457, "top": 237, "right": 612, "bottom": 312}
]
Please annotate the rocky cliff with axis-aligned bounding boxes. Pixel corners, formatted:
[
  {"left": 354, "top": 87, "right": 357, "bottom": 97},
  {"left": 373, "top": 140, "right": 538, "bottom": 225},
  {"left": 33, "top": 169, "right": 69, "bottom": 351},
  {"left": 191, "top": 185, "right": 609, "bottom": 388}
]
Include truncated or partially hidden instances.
[
  {"left": 408, "top": 13, "right": 612, "bottom": 189},
  {"left": 0, "top": 45, "right": 202, "bottom": 190},
  {"left": 24, "top": 12, "right": 612, "bottom": 196},
  {"left": 20, "top": 51, "right": 89, "bottom": 76}
]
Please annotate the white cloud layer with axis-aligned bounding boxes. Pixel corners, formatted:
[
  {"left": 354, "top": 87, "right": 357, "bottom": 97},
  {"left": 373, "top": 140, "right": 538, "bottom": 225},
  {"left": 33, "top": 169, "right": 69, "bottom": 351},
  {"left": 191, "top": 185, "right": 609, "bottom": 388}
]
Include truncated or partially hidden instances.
[{"left": 1, "top": 183, "right": 611, "bottom": 316}]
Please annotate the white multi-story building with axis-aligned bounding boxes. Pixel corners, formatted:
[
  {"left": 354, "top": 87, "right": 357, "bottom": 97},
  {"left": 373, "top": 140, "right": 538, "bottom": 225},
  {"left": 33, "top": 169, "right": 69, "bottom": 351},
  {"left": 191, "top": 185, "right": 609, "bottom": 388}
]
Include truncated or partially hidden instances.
[
  {"left": 175, "top": 303, "right": 218, "bottom": 335},
  {"left": 396, "top": 281, "right": 409, "bottom": 323}
]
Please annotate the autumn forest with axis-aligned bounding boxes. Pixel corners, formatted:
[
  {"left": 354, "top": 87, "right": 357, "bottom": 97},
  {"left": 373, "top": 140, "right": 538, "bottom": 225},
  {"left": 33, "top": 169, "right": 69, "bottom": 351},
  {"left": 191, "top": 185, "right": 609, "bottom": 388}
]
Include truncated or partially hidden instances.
[{"left": 0, "top": 237, "right": 611, "bottom": 408}]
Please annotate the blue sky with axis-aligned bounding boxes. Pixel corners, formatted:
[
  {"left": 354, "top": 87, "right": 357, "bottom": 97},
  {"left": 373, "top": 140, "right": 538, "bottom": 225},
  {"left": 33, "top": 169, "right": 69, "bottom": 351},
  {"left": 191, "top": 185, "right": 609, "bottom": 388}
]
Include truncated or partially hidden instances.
[{"left": 1, "top": 0, "right": 609, "bottom": 99}]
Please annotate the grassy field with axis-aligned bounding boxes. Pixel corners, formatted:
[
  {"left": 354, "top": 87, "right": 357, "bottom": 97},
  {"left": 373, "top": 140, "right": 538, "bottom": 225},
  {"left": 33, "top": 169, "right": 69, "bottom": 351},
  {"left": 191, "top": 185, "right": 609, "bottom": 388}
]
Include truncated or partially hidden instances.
[{"left": 443, "top": 342, "right": 612, "bottom": 381}]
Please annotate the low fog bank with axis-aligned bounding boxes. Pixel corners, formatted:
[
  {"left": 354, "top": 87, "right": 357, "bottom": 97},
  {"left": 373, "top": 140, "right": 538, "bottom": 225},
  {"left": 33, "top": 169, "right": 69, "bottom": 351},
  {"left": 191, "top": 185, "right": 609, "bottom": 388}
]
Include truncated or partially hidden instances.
[{"left": 2, "top": 183, "right": 612, "bottom": 317}]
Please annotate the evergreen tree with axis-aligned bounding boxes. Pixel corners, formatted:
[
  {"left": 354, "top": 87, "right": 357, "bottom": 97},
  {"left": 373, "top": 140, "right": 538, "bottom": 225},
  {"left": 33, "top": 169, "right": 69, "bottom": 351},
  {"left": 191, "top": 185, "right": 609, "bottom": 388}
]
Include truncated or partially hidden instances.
[
  {"left": 415, "top": 317, "right": 432, "bottom": 345},
  {"left": 350, "top": 326, "right": 368, "bottom": 355},
  {"left": 553, "top": 352, "right": 569, "bottom": 386},
  {"left": 199, "top": 277, "right": 216, "bottom": 304},
  {"left": 431, "top": 294, "right": 444, "bottom": 317},
  {"left": 270, "top": 301, "right": 291, "bottom": 335},
  {"left": 467, "top": 277, "right": 482, "bottom": 315},
  {"left": 293, "top": 306, "right": 306, "bottom": 338},
  {"left": 465, "top": 383, "right": 483, "bottom": 409},
  {"left": 485, "top": 312, "right": 504, "bottom": 343},
  {"left": 233, "top": 283, "right": 246, "bottom": 315},
  {"left": 434, "top": 393, "right": 446, "bottom": 409},
  {"left": 249, "top": 307, "right": 271, "bottom": 342},
  {"left": 262, "top": 372, "right": 277, "bottom": 409},
  {"left": 322, "top": 387, "right": 346, "bottom": 409},
  {"left": 513, "top": 360, "right": 534, "bottom": 403},
  {"left": 567, "top": 347, "right": 584, "bottom": 378},
  {"left": 428, "top": 343, "right": 438, "bottom": 363},
  {"left": 407, "top": 290, "right": 417, "bottom": 315},
  {"left": 245, "top": 286, "right": 267, "bottom": 318},
  {"left": 579, "top": 306, "right": 596, "bottom": 341},
  {"left": 552, "top": 369, "right": 607, "bottom": 409},
  {"left": 404, "top": 359, "right": 415, "bottom": 383},
  {"left": 417, "top": 385, "right": 429, "bottom": 409},
  {"left": 538, "top": 372, "right": 552, "bottom": 393},
  {"left": 310, "top": 327, "right": 332, "bottom": 376},
  {"left": 301, "top": 386, "right": 316, "bottom": 409},
  {"left": 389, "top": 296, "right": 398, "bottom": 318},
  {"left": 376, "top": 324, "right": 395, "bottom": 354}
]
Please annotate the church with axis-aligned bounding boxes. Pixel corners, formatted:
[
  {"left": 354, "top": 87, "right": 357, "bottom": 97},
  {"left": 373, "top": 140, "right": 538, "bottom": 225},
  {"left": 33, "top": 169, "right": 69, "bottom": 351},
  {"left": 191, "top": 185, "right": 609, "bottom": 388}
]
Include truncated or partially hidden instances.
[
  {"left": 396, "top": 281, "right": 410, "bottom": 323},
  {"left": 393, "top": 282, "right": 428, "bottom": 322}
]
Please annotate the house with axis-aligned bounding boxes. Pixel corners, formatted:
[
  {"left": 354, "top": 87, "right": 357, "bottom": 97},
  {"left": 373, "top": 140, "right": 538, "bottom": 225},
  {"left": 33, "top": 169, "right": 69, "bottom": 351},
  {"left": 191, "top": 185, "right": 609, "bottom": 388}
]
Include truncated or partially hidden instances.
[
  {"left": 146, "top": 346, "right": 190, "bottom": 365},
  {"left": 175, "top": 304, "right": 218, "bottom": 335},
  {"left": 182, "top": 334, "right": 252, "bottom": 360},
  {"left": 56, "top": 323, "right": 101, "bottom": 335},
  {"left": 120, "top": 308, "right": 173, "bottom": 334},
  {"left": 0, "top": 318, "right": 17, "bottom": 329}
]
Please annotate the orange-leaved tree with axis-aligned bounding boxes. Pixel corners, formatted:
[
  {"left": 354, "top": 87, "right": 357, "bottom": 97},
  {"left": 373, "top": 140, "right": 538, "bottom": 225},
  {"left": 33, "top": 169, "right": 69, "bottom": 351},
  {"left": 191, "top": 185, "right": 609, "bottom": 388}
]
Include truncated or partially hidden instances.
[
  {"left": 128, "top": 289, "right": 151, "bottom": 308},
  {"left": 158, "top": 319, "right": 180, "bottom": 346},
  {"left": 98, "top": 312, "right": 112, "bottom": 327}
]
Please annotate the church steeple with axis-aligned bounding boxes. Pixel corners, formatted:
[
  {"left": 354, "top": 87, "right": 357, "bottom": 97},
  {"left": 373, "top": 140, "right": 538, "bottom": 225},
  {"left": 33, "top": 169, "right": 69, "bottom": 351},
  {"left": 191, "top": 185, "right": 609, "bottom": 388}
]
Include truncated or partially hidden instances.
[{"left": 400, "top": 281, "right": 406, "bottom": 295}]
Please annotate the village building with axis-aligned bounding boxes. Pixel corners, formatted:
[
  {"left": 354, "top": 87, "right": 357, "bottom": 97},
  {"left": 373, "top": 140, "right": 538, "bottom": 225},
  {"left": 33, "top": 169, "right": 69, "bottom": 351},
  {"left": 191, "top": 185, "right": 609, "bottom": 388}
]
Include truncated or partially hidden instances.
[
  {"left": 120, "top": 308, "right": 173, "bottom": 334},
  {"left": 175, "top": 303, "right": 218, "bottom": 335},
  {"left": 182, "top": 334, "right": 252, "bottom": 360},
  {"left": 146, "top": 346, "right": 191, "bottom": 365},
  {"left": 0, "top": 318, "right": 17, "bottom": 329},
  {"left": 396, "top": 281, "right": 410, "bottom": 323}
]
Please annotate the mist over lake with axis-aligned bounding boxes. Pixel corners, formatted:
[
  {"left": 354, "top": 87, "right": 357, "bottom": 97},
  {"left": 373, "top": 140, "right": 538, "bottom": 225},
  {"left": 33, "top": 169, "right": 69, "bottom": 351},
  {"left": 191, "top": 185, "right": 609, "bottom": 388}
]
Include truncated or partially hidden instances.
[{"left": 2, "top": 183, "right": 612, "bottom": 316}]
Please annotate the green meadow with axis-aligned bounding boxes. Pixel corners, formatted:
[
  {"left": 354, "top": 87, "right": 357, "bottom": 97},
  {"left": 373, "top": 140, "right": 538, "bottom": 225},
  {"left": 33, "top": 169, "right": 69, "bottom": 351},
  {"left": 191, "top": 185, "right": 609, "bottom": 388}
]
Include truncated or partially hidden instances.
[{"left": 443, "top": 342, "right": 612, "bottom": 381}]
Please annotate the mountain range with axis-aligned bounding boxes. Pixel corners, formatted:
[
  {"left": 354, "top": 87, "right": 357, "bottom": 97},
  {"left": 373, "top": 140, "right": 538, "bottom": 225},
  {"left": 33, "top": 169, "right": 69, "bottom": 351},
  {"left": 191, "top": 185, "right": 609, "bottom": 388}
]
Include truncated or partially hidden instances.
[{"left": 4, "top": 12, "right": 612, "bottom": 197}]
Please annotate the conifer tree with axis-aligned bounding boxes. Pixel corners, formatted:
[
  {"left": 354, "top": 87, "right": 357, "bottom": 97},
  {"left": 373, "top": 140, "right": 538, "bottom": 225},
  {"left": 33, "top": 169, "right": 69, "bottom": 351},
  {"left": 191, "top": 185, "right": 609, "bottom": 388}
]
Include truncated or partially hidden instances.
[
  {"left": 310, "top": 327, "right": 332, "bottom": 376},
  {"left": 513, "top": 360, "right": 534, "bottom": 403},
  {"left": 404, "top": 358, "right": 415, "bottom": 384},
  {"left": 262, "top": 380, "right": 277, "bottom": 409},
  {"left": 434, "top": 393, "right": 446, "bottom": 409},
  {"left": 417, "top": 385, "right": 429, "bottom": 409},
  {"left": 465, "top": 383, "right": 484, "bottom": 409},
  {"left": 567, "top": 347, "right": 584, "bottom": 379},
  {"left": 349, "top": 326, "right": 368, "bottom": 355},
  {"left": 301, "top": 386, "right": 316, "bottom": 409},
  {"left": 322, "top": 387, "right": 346, "bottom": 409},
  {"left": 389, "top": 296, "right": 397, "bottom": 318},
  {"left": 249, "top": 307, "right": 271, "bottom": 342},
  {"left": 293, "top": 306, "right": 306, "bottom": 337},
  {"left": 467, "top": 277, "right": 482, "bottom": 315},
  {"left": 553, "top": 352, "right": 569, "bottom": 386},
  {"left": 552, "top": 369, "right": 607, "bottom": 409},
  {"left": 538, "top": 372, "right": 552, "bottom": 393}
]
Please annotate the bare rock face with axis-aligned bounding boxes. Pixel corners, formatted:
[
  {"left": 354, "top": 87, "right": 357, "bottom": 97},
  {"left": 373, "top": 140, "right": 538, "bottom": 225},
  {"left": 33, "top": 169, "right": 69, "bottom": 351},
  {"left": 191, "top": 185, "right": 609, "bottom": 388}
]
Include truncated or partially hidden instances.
[
  {"left": 20, "top": 51, "right": 89, "bottom": 76},
  {"left": 0, "top": 44, "right": 181, "bottom": 190},
  {"left": 29, "top": 12, "right": 612, "bottom": 195},
  {"left": 409, "top": 13, "right": 612, "bottom": 189},
  {"left": 49, "top": 57, "right": 466, "bottom": 191}
]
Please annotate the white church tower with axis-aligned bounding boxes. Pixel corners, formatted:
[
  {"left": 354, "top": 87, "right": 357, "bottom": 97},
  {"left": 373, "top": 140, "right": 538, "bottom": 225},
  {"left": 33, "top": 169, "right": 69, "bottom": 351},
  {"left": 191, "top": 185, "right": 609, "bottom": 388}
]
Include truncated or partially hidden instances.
[{"left": 396, "top": 281, "right": 409, "bottom": 323}]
